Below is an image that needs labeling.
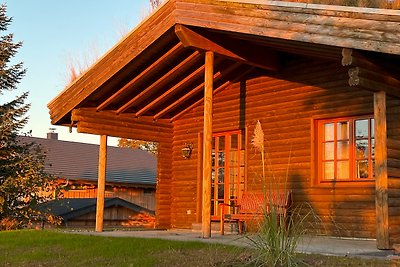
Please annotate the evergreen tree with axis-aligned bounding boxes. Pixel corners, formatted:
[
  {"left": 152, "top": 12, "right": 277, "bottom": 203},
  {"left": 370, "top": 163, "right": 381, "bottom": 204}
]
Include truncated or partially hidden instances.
[{"left": 0, "top": 4, "right": 56, "bottom": 230}]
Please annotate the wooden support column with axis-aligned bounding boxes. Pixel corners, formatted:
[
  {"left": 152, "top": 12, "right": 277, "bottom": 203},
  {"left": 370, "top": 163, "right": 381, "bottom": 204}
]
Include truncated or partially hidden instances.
[
  {"left": 196, "top": 132, "right": 203, "bottom": 224},
  {"left": 374, "top": 91, "right": 389, "bottom": 249},
  {"left": 95, "top": 135, "right": 108, "bottom": 232},
  {"left": 202, "top": 51, "right": 213, "bottom": 238}
]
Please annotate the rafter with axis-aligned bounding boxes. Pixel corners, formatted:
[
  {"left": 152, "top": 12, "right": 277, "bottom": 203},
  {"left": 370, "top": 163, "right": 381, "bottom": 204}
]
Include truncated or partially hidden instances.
[
  {"left": 153, "top": 61, "right": 242, "bottom": 120},
  {"left": 175, "top": 24, "right": 280, "bottom": 71},
  {"left": 96, "top": 43, "right": 184, "bottom": 111},
  {"left": 170, "top": 66, "right": 255, "bottom": 122},
  {"left": 116, "top": 50, "right": 201, "bottom": 114},
  {"left": 135, "top": 64, "right": 206, "bottom": 117}
]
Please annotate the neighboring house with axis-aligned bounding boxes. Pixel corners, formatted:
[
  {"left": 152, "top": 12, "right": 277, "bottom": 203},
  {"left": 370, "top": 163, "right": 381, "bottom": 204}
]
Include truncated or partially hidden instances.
[
  {"left": 19, "top": 134, "right": 157, "bottom": 227},
  {"left": 47, "top": 0, "right": 400, "bottom": 249},
  {"left": 40, "top": 198, "right": 155, "bottom": 228}
]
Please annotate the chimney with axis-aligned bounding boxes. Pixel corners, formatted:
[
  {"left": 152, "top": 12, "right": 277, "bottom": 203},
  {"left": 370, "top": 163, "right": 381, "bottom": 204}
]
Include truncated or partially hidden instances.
[{"left": 47, "top": 128, "right": 58, "bottom": 140}]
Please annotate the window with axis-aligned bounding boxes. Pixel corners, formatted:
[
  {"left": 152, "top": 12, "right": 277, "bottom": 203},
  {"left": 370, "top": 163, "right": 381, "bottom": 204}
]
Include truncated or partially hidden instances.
[
  {"left": 316, "top": 116, "right": 375, "bottom": 182},
  {"left": 211, "top": 130, "right": 245, "bottom": 218}
]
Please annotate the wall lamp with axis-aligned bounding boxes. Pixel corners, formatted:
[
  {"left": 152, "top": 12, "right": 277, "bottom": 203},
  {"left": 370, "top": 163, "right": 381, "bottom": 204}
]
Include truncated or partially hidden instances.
[{"left": 181, "top": 143, "right": 193, "bottom": 159}]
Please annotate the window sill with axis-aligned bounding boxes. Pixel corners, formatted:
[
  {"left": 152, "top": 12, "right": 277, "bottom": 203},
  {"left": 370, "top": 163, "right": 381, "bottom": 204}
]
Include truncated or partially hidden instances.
[{"left": 315, "top": 180, "right": 375, "bottom": 188}]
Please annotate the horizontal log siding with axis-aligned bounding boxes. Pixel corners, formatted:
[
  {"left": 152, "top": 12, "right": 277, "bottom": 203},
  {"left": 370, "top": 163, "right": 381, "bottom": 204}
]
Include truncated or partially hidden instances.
[
  {"left": 65, "top": 206, "right": 155, "bottom": 228},
  {"left": 61, "top": 188, "right": 156, "bottom": 211},
  {"left": 172, "top": 60, "right": 377, "bottom": 238},
  {"left": 387, "top": 97, "right": 400, "bottom": 245},
  {"left": 156, "top": 141, "right": 173, "bottom": 228}
]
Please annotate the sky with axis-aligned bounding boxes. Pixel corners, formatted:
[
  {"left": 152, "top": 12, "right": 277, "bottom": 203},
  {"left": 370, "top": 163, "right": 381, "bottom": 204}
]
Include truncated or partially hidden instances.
[{"left": 6, "top": 0, "right": 153, "bottom": 146}]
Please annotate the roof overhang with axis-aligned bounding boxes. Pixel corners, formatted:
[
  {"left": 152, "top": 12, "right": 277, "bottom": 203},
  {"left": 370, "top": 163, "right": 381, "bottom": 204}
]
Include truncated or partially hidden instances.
[{"left": 48, "top": 0, "right": 400, "bottom": 130}]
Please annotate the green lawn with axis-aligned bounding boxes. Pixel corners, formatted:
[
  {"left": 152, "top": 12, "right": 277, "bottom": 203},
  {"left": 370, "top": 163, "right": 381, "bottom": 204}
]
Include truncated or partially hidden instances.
[{"left": 0, "top": 230, "right": 395, "bottom": 266}]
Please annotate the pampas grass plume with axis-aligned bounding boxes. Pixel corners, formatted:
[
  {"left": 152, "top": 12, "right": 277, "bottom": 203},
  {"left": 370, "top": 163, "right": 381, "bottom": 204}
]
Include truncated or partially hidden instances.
[{"left": 252, "top": 120, "right": 264, "bottom": 153}]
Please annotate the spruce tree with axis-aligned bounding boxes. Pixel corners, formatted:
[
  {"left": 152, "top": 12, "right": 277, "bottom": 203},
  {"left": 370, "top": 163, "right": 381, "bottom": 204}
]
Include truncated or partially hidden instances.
[{"left": 0, "top": 4, "right": 56, "bottom": 229}]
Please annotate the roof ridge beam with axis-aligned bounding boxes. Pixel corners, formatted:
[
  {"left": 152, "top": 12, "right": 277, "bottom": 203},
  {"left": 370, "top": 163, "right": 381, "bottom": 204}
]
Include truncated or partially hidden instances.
[{"left": 175, "top": 24, "right": 280, "bottom": 71}]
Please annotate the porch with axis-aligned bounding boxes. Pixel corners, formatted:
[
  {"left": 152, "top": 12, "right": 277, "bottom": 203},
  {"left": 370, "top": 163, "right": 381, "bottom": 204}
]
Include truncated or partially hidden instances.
[{"left": 48, "top": 0, "right": 400, "bottom": 249}]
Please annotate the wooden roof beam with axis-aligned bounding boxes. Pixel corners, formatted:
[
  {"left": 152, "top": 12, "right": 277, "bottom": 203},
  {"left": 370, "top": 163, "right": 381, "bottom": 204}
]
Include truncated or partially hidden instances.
[
  {"left": 116, "top": 50, "right": 202, "bottom": 114},
  {"left": 71, "top": 108, "right": 172, "bottom": 142},
  {"left": 97, "top": 42, "right": 184, "bottom": 112},
  {"left": 175, "top": 24, "right": 280, "bottom": 72},
  {"left": 170, "top": 66, "right": 255, "bottom": 122},
  {"left": 72, "top": 108, "right": 172, "bottom": 130},
  {"left": 135, "top": 63, "right": 206, "bottom": 117},
  {"left": 153, "top": 61, "right": 242, "bottom": 120},
  {"left": 342, "top": 48, "right": 400, "bottom": 81},
  {"left": 347, "top": 66, "right": 400, "bottom": 98}
]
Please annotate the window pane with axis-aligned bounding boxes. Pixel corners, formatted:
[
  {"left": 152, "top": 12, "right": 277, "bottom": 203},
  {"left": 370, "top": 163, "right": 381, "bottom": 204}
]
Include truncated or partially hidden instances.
[
  {"left": 371, "top": 119, "right": 375, "bottom": 138},
  {"left": 323, "top": 142, "right": 334, "bottom": 160},
  {"left": 324, "top": 123, "right": 334, "bottom": 141},
  {"left": 337, "top": 141, "right": 349, "bottom": 159},
  {"left": 323, "top": 162, "right": 334, "bottom": 180},
  {"left": 231, "top": 134, "right": 238, "bottom": 150},
  {"left": 218, "top": 168, "right": 224, "bottom": 183},
  {"left": 230, "top": 167, "right": 237, "bottom": 184},
  {"left": 229, "top": 151, "right": 237, "bottom": 166},
  {"left": 337, "top": 161, "right": 349, "bottom": 180},
  {"left": 356, "top": 140, "right": 369, "bottom": 159},
  {"left": 356, "top": 160, "right": 369, "bottom": 178},
  {"left": 355, "top": 119, "right": 368, "bottom": 139},
  {"left": 372, "top": 159, "right": 375, "bottom": 178},
  {"left": 337, "top": 121, "right": 349, "bottom": 140},
  {"left": 218, "top": 184, "right": 224, "bottom": 199},
  {"left": 218, "top": 152, "right": 225, "bottom": 166},
  {"left": 219, "top": 136, "right": 225, "bottom": 150},
  {"left": 371, "top": 138, "right": 375, "bottom": 158}
]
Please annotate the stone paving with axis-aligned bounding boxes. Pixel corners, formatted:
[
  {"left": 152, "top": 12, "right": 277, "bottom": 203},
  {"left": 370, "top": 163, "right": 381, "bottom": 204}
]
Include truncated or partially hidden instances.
[{"left": 78, "top": 229, "right": 396, "bottom": 260}]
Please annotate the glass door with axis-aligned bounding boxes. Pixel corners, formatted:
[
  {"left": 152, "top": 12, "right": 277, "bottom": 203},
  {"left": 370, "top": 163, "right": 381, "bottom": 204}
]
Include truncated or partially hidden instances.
[{"left": 211, "top": 130, "right": 245, "bottom": 219}]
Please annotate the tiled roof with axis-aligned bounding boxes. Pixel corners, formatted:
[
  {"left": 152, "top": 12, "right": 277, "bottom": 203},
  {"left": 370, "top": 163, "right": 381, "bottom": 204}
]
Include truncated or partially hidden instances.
[
  {"left": 18, "top": 136, "right": 156, "bottom": 186},
  {"left": 40, "top": 197, "right": 155, "bottom": 220}
]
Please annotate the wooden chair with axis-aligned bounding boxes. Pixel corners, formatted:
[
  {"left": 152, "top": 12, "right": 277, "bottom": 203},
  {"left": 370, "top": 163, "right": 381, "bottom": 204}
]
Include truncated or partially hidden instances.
[{"left": 220, "top": 190, "right": 292, "bottom": 235}]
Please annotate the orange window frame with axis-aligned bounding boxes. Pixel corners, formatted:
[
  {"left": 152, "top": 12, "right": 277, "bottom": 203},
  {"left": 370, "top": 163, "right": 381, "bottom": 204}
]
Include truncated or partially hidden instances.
[
  {"left": 211, "top": 129, "right": 246, "bottom": 219},
  {"left": 316, "top": 115, "right": 375, "bottom": 184}
]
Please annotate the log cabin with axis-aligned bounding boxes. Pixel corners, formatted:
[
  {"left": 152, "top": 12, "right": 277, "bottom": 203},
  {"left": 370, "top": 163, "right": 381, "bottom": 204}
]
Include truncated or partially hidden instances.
[{"left": 48, "top": 0, "right": 400, "bottom": 249}]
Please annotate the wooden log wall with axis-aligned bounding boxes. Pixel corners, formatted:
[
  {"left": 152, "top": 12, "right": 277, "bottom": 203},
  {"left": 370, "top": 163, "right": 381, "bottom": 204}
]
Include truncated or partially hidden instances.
[
  {"left": 171, "top": 59, "right": 378, "bottom": 238},
  {"left": 387, "top": 96, "right": 400, "bottom": 245},
  {"left": 65, "top": 206, "right": 155, "bottom": 228},
  {"left": 156, "top": 141, "right": 173, "bottom": 228},
  {"left": 61, "top": 187, "right": 156, "bottom": 211}
]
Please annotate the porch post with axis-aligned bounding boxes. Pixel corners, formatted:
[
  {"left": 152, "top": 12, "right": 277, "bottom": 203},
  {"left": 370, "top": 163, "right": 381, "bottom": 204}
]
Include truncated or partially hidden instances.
[
  {"left": 202, "top": 51, "right": 213, "bottom": 238},
  {"left": 95, "top": 134, "right": 108, "bottom": 232},
  {"left": 374, "top": 91, "right": 389, "bottom": 249}
]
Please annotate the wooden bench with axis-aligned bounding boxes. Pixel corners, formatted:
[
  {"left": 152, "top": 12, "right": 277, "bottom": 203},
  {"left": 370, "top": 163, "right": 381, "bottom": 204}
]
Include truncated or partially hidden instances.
[{"left": 219, "top": 190, "right": 292, "bottom": 235}]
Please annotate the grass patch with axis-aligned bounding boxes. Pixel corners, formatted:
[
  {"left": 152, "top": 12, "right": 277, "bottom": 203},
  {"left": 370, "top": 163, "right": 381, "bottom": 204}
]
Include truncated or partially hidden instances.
[{"left": 0, "top": 230, "right": 395, "bottom": 266}]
